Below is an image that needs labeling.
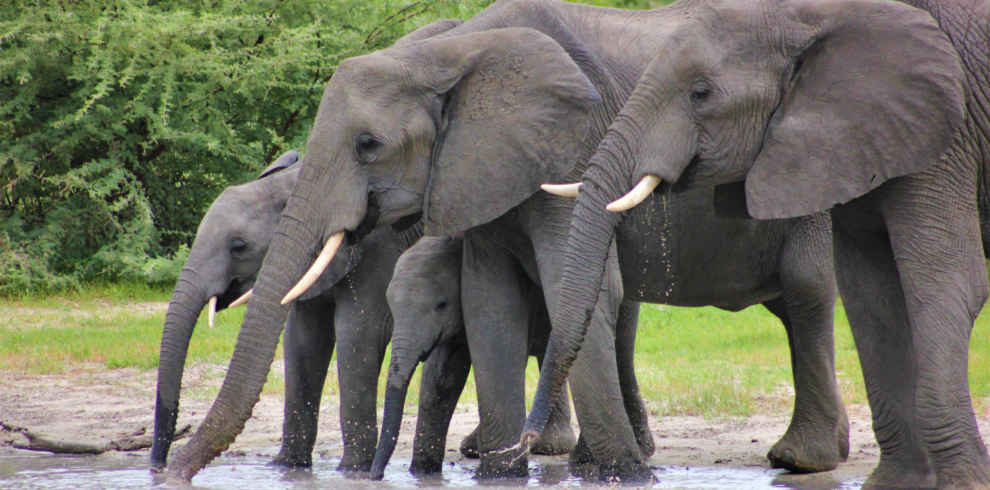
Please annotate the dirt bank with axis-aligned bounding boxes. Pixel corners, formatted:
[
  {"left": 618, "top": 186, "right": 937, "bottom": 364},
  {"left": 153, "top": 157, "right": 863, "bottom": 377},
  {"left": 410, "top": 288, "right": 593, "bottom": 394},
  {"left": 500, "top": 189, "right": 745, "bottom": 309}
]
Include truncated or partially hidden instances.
[{"left": 6, "top": 361, "right": 987, "bottom": 486}]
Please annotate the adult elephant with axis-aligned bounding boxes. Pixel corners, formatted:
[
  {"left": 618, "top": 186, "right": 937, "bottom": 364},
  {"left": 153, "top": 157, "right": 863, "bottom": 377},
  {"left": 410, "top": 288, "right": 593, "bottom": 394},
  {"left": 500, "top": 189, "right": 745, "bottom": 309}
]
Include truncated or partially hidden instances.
[
  {"left": 166, "top": 0, "right": 841, "bottom": 481},
  {"left": 151, "top": 151, "right": 423, "bottom": 472},
  {"left": 526, "top": 0, "right": 989, "bottom": 488},
  {"left": 153, "top": 18, "right": 468, "bottom": 475}
]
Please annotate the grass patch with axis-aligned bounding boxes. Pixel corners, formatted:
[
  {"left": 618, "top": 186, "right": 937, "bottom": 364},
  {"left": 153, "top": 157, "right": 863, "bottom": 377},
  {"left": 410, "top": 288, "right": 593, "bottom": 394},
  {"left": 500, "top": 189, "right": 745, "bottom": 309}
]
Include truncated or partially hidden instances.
[{"left": 2, "top": 285, "right": 989, "bottom": 418}]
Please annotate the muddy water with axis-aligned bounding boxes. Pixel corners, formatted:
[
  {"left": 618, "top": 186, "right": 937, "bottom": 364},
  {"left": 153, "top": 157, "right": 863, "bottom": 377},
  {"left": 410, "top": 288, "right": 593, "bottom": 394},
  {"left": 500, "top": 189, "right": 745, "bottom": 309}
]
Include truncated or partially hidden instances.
[{"left": 0, "top": 450, "right": 866, "bottom": 490}]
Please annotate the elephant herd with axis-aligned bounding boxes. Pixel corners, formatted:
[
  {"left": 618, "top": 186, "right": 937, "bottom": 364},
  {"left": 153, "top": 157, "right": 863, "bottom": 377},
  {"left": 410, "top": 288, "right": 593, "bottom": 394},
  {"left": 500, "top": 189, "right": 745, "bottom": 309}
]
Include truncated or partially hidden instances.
[{"left": 151, "top": 0, "right": 990, "bottom": 488}]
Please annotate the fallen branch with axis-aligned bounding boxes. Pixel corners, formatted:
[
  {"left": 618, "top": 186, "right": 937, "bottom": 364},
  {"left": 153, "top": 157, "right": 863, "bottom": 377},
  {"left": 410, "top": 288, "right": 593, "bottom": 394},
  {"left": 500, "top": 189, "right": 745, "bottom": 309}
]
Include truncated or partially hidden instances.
[{"left": 0, "top": 422, "right": 191, "bottom": 455}]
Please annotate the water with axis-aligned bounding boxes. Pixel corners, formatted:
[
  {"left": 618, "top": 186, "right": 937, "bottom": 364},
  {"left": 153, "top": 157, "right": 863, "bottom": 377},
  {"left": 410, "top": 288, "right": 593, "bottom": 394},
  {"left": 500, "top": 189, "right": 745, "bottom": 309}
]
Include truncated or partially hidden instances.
[{"left": 0, "top": 450, "right": 866, "bottom": 489}]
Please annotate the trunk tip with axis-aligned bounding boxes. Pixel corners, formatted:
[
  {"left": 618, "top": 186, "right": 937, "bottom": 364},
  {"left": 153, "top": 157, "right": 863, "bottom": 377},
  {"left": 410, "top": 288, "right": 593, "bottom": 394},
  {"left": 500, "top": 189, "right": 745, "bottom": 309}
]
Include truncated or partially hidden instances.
[{"left": 520, "top": 429, "right": 541, "bottom": 446}]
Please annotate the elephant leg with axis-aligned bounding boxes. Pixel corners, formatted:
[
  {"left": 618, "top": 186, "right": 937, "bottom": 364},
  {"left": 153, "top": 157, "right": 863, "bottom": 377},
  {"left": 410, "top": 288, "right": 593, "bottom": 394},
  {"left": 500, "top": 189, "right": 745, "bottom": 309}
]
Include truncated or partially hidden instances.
[
  {"left": 530, "top": 356, "right": 576, "bottom": 456},
  {"left": 883, "top": 165, "right": 990, "bottom": 489},
  {"left": 271, "top": 298, "right": 336, "bottom": 467},
  {"left": 411, "top": 333, "right": 472, "bottom": 474},
  {"left": 762, "top": 296, "right": 847, "bottom": 474},
  {"left": 614, "top": 300, "right": 654, "bottom": 459},
  {"left": 832, "top": 211, "right": 935, "bottom": 489},
  {"left": 333, "top": 304, "right": 391, "bottom": 473},
  {"left": 461, "top": 234, "right": 532, "bottom": 478},
  {"left": 566, "top": 246, "right": 650, "bottom": 481},
  {"left": 764, "top": 213, "right": 848, "bottom": 474}
]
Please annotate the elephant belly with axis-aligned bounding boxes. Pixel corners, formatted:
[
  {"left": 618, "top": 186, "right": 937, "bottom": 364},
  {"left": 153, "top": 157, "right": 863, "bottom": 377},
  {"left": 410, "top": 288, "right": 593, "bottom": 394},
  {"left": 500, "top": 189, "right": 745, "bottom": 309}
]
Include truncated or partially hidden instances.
[{"left": 617, "top": 188, "right": 786, "bottom": 310}]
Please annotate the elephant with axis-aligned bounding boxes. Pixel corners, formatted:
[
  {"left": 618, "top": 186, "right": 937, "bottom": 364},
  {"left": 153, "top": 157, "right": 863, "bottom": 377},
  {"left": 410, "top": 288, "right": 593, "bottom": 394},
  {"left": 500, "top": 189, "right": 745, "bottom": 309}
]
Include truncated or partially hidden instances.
[
  {"left": 165, "top": 0, "right": 845, "bottom": 481},
  {"left": 153, "top": 19, "right": 472, "bottom": 475},
  {"left": 370, "top": 235, "right": 580, "bottom": 479},
  {"left": 525, "top": 0, "right": 990, "bottom": 488},
  {"left": 151, "top": 150, "right": 426, "bottom": 472}
]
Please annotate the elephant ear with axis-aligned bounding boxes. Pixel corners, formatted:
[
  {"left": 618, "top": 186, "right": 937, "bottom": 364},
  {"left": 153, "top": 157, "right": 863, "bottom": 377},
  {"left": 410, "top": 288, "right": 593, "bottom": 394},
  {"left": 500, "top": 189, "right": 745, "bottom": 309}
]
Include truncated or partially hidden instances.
[
  {"left": 744, "top": 0, "right": 966, "bottom": 219},
  {"left": 410, "top": 28, "right": 600, "bottom": 235},
  {"left": 258, "top": 149, "right": 300, "bottom": 179}
]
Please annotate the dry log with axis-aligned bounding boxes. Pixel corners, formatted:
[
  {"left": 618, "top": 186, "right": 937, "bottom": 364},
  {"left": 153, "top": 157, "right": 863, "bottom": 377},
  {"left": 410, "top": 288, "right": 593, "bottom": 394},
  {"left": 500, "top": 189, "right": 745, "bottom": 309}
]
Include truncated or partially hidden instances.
[{"left": 0, "top": 421, "right": 191, "bottom": 455}]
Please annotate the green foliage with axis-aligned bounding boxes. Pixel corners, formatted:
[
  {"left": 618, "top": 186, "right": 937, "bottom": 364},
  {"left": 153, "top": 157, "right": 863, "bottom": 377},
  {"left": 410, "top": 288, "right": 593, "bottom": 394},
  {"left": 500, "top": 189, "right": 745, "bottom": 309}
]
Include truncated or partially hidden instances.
[{"left": 0, "top": 0, "right": 496, "bottom": 293}]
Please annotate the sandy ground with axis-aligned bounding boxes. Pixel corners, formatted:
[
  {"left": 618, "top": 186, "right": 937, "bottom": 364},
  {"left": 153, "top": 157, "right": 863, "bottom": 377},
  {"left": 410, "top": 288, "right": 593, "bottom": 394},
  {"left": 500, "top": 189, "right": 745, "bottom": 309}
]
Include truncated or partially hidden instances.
[{"left": 6, "top": 360, "right": 984, "bottom": 486}]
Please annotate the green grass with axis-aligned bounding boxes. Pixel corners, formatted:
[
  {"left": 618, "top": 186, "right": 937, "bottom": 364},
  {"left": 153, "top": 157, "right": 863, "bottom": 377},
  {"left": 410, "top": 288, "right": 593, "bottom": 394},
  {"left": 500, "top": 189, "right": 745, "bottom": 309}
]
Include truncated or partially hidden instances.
[{"left": 2, "top": 283, "right": 989, "bottom": 418}]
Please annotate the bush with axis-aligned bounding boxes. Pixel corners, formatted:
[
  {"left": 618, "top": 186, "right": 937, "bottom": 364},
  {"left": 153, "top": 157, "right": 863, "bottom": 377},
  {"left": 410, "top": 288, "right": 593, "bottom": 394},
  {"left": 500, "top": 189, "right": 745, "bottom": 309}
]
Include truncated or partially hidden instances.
[
  {"left": 0, "top": 0, "right": 498, "bottom": 293},
  {"left": 0, "top": 0, "right": 667, "bottom": 294}
]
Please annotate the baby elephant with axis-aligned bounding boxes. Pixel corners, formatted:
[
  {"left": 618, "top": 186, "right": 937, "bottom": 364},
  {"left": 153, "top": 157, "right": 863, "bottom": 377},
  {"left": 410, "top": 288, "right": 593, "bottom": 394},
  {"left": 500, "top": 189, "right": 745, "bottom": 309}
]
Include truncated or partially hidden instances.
[{"left": 371, "top": 236, "right": 577, "bottom": 479}]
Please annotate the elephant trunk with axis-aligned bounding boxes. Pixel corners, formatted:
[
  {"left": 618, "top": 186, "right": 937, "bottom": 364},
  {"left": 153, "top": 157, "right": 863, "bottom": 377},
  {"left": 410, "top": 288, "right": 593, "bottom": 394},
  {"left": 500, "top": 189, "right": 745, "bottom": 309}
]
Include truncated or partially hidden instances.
[
  {"left": 166, "top": 194, "right": 324, "bottom": 483},
  {"left": 152, "top": 272, "right": 209, "bottom": 471},
  {"left": 522, "top": 141, "right": 631, "bottom": 441},
  {"left": 370, "top": 338, "right": 421, "bottom": 480}
]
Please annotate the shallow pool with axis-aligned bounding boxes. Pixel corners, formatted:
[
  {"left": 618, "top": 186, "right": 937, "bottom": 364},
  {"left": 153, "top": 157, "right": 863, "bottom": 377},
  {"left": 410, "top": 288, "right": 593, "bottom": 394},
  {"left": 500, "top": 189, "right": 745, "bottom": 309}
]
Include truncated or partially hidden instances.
[{"left": 0, "top": 450, "right": 865, "bottom": 489}]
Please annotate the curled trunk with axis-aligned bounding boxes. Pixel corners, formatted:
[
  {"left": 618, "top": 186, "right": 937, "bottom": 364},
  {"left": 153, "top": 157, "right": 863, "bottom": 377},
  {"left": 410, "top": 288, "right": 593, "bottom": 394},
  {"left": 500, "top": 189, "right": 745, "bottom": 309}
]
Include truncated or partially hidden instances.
[
  {"left": 152, "top": 274, "right": 208, "bottom": 471},
  {"left": 370, "top": 344, "right": 419, "bottom": 480},
  {"left": 523, "top": 150, "right": 627, "bottom": 440}
]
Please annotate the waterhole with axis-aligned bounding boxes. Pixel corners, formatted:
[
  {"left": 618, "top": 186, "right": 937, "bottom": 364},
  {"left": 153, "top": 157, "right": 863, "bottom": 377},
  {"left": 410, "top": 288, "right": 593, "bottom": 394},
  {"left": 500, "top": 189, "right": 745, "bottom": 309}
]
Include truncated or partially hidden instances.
[{"left": 0, "top": 450, "right": 866, "bottom": 489}]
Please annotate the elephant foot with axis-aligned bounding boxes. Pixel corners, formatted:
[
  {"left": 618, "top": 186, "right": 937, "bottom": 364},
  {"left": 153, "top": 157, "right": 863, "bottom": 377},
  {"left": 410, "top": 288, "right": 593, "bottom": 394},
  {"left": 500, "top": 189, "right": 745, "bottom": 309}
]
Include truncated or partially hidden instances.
[
  {"left": 570, "top": 457, "right": 653, "bottom": 483},
  {"left": 932, "top": 461, "right": 990, "bottom": 490},
  {"left": 476, "top": 444, "right": 529, "bottom": 479},
  {"left": 460, "top": 426, "right": 480, "bottom": 458},
  {"left": 268, "top": 452, "right": 312, "bottom": 468},
  {"left": 529, "top": 418, "right": 576, "bottom": 456},
  {"left": 568, "top": 435, "right": 594, "bottom": 466},
  {"left": 410, "top": 447, "right": 445, "bottom": 476},
  {"left": 768, "top": 411, "right": 849, "bottom": 473},
  {"left": 862, "top": 460, "right": 936, "bottom": 490},
  {"left": 336, "top": 456, "right": 374, "bottom": 475},
  {"left": 568, "top": 435, "right": 651, "bottom": 483}
]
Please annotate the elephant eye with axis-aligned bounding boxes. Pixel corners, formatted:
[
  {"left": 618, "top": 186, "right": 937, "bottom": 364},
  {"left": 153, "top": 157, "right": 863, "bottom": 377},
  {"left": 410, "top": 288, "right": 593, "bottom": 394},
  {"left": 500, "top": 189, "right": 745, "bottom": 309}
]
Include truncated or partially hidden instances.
[
  {"left": 435, "top": 301, "right": 448, "bottom": 312},
  {"left": 229, "top": 240, "right": 248, "bottom": 255},
  {"left": 355, "top": 134, "right": 382, "bottom": 159},
  {"left": 690, "top": 88, "right": 712, "bottom": 103}
]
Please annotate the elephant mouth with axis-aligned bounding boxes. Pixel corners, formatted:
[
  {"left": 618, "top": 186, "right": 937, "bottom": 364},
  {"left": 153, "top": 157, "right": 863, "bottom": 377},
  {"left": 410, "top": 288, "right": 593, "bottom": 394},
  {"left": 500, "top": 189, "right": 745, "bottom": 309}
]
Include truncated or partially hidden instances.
[
  {"left": 349, "top": 190, "right": 383, "bottom": 245},
  {"left": 215, "top": 278, "right": 252, "bottom": 311}
]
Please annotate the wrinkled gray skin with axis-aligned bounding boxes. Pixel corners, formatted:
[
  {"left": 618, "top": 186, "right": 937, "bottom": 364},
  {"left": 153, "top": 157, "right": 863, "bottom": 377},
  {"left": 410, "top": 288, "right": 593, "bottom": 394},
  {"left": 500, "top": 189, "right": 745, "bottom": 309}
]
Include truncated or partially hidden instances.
[
  {"left": 370, "top": 236, "right": 580, "bottom": 479},
  {"left": 165, "top": 0, "right": 848, "bottom": 482},
  {"left": 529, "top": 0, "right": 990, "bottom": 488},
  {"left": 156, "top": 20, "right": 472, "bottom": 478},
  {"left": 152, "top": 152, "right": 425, "bottom": 472}
]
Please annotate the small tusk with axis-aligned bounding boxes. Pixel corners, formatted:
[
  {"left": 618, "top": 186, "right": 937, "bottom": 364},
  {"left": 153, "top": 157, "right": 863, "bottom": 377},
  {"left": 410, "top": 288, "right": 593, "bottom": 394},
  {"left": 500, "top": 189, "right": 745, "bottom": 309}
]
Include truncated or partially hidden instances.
[
  {"left": 228, "top": 289, "right": 252, "bottom": 308},
  {"left": 606, "top": 175, "right": 661, "bottom": 212},
  {"left": 282, "top": 231, "right": 345, "bottom": 305},
  {"left": 541, "top": 182, "right": 581, "bottom": 198},
  {"left": 207, "top": 296, "right": 217, "bottom": 328}
]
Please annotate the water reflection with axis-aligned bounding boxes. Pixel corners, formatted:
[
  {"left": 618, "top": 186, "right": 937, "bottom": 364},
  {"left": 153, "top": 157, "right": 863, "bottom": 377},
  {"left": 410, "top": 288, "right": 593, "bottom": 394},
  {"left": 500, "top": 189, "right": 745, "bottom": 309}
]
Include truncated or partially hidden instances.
[{"left": 0, "top": 449, "right": 865, "bottom": 489}]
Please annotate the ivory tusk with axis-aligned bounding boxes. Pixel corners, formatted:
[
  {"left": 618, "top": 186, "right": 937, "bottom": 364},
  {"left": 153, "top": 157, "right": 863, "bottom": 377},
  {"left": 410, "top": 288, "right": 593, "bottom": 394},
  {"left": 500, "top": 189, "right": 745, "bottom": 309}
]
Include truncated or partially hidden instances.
[
  {"left": 228, "top": 289, "right": 252, "bottom": 308},
  {"left": 540, "top": 182, "right": 581, "bottom": 198},
  {"left": 207, "top": 296, "right": 217, "bottom": 329},
  {"left": 282, "top": 231, "right": 345, "bottom": 305},
  {"left": 606, "top": 175, "right": 661, "bottom": 212}
]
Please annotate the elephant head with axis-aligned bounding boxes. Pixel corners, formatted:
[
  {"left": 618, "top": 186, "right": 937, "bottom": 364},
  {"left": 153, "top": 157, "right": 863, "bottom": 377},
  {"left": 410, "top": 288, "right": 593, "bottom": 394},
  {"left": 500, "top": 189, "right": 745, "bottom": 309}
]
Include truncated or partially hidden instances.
[
  {"left": 526, "top": 0, "right": 967, "bottom": 440},
  {"left": 371, "top": 235, "right": 463, "bottom": 480},
  {"left": 166, "top": 26, "right": 599, "bottom": 482},
  {"left": 151, "top": 150, "right": 370, "bottom": 471}
]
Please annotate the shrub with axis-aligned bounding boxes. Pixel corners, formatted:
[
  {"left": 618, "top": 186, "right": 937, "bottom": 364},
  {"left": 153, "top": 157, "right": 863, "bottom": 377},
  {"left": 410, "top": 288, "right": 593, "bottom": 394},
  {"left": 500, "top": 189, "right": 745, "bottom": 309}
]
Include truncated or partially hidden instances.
[{"left": 0, "top": 0, "right": 499, "bottom": 293}]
